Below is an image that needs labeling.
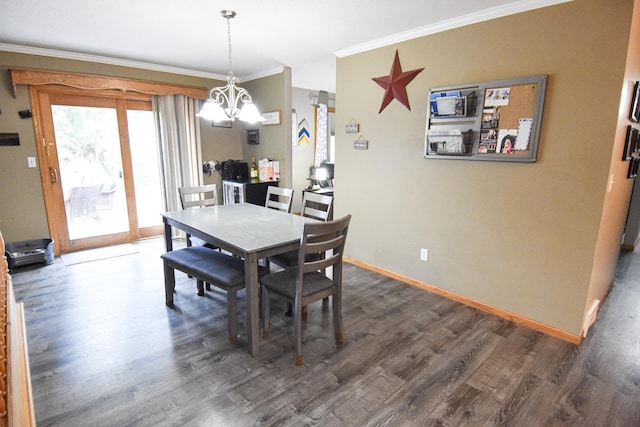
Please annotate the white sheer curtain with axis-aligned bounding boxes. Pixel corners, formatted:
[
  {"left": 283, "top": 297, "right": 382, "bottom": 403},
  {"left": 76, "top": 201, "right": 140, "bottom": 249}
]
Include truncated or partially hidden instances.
[
  {"left": 315, "top": 103, "right": 328, "bottom": 167},
  {"left": 152, "top": 95, "right": 203, "bottom": 213}
]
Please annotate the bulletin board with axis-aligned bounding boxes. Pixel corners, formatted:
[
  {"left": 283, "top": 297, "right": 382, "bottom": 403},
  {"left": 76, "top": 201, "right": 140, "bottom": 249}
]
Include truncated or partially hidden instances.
[{"left": 425, "top": 75, "right": 547, "bottom": 162}]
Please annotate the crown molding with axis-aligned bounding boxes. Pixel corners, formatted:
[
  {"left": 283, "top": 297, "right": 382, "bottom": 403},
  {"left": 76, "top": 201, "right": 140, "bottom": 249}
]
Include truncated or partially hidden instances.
[
  {"left": 241, "top": 66, "right": 286, "bottom": 83},
  {"left": 0, "top": 42, "right": 230, "bottom": 81},
  {"left": 0, "top": 42, "right": 287, "bottom": 83},
  {"left": 335, "top": 0, "right": 573, "bottom": 58}
]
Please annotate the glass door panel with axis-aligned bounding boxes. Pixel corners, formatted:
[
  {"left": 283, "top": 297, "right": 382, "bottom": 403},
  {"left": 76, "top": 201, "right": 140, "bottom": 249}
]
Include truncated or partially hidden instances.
[
  {"left": 127, "top": 109, "right": 163, "bottom": 229},
  {"left": 52, "top": 105, "right": 130, "bottom": 240}
]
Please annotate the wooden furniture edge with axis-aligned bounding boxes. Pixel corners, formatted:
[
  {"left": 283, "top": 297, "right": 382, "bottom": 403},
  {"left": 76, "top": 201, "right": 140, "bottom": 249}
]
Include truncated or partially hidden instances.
[
  {"left": 1, "top": 228, "right": 36, "bottom": 426},
  {"left": 7, "top": 277, "right": 36, "bottom": 427},
  {"left": 344, "top": 256, "right": 583, "bottom": 345}
]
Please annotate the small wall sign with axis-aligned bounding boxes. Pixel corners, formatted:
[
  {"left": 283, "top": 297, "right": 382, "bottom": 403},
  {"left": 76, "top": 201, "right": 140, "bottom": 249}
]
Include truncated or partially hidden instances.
[
  {"left": 353, "top": 135, "right": 368, "bottom": 150},
  {"left": 262, "top": 111, "right": 281, "bottom": 126},
  {"left": 345, "top": 119, "right": 359, "bottom": 133}
]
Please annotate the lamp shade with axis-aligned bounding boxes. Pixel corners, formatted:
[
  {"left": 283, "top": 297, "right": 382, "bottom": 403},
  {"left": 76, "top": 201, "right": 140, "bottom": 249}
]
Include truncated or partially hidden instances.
[
  {"left": 196, "top": 100, "right": 229, "bottom": 122},
  {"left": 238, "top": 101, "right": 265, "bottom": 123}
]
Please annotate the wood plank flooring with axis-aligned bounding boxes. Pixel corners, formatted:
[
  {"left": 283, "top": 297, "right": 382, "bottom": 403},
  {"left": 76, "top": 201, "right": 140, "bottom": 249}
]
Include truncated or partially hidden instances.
[{"left": 9, "top": 238, "right": 640, "bottom": 426}]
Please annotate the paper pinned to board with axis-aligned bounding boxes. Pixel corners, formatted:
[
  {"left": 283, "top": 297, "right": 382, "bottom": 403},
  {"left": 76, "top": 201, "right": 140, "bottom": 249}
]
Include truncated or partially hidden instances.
[{"left": 515, "top": 118, "right": 533, "bottom": 150}]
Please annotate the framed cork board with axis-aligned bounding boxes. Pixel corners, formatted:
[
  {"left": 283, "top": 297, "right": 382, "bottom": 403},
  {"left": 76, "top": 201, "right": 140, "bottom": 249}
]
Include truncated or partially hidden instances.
[{"left": 425, "top": 75, "right": 547, "bottom": 162}]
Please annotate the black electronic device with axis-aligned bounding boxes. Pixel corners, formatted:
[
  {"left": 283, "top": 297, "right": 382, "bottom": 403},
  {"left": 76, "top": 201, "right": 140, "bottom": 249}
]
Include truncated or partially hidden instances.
[{"left": 221, "top": 160, "right": 249, "bottom": 181}]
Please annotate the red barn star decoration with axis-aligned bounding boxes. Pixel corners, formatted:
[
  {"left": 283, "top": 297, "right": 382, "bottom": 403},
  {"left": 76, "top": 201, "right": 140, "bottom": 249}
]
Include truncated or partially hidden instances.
[{"left": 372, "top": 50, "right": 424, "bottom": 113}]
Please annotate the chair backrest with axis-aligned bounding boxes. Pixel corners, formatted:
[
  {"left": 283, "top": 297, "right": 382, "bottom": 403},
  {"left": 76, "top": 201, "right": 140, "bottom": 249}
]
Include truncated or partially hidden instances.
[
  {"left": 67, "top": 184, "right": 103, "bottom": 218},
  {"left": 301, "top": 192, "right": 333, "bottom": 221},
  {"left": 298, "top": 214, "right": 351, "bottom": 279},
  {"left": 265, "top": 186, "right": 294, "bottom": 213},
  {"left": 178, "top": 184, "right": 218, "bottom": 209}
]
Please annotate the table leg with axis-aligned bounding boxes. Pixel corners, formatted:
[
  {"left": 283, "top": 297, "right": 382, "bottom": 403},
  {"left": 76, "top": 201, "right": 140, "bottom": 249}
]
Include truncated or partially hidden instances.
[
  {"left": 244, "top": 252, "right": 260, "bottom": 356},
  {"left": 163, "top": 220, "right": 175, "bottom": 307},
  {"left": 163, "top": 221, "right": 173, "bottom": 252}
]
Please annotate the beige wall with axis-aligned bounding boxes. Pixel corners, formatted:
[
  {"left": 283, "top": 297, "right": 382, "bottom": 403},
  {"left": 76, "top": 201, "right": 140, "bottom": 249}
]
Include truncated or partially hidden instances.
[
  {"left": 587, "top": 0, "right": 640, "bottom": 323},
  {"left": 291, "top": 87, "right": 318, "bottom": 213},
  {"left": 200, "top": 116, "right": 244, "bottom": 196},
  {"left": 200, "top": 71, "right": 290, "bottom": 199},
  {"left": 0, "top": 51, "right": 289, "bottom": 239},
  {"left": 242, "top": 69, "right": 293, "bottom": 188},
  {"left": 335, "top": 0, "right": 637, "bottom": 336}
]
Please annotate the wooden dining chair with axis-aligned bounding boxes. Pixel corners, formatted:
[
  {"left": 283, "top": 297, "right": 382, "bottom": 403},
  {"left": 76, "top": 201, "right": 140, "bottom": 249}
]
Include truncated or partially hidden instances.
[
  {"left": 178, "top": 184, "right": 218, "bottom": 248},
  {"left": 264, "top": 186, "right": 294, "bottom": 213},
  {"left": 269, "top": 192, "right": 334, "bottom": 316},
  {"left": 299, "top": 192, "right": 333, "bottom": 221},
  {"left": 268, "top": 192, "right": 334, "bottom": 269},
  {"left": 177, "top": 184, "right": 219, "bottom": 294},
  {"left": 261, "top": 214, "right": 351, "bottom": 365},
  {"left": 178, "top": 184, "right": 218, "bottom": 209}
]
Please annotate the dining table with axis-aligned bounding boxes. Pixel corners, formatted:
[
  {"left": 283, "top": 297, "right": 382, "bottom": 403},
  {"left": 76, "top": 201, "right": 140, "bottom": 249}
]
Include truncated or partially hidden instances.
[{"left": 161, "top": 202, "right": 316, "bottom": 356}]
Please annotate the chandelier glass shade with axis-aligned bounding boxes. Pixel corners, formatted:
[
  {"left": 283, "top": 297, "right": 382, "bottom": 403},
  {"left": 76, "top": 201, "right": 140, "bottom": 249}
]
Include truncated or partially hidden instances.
[{"left": 197, "top": 10, "right": 264, "bottom": 123}]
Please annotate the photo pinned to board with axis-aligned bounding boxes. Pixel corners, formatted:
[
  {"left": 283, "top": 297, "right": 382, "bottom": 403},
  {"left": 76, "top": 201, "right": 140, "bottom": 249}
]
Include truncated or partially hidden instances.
[
  {"left": 498, "top": 129, "right": 518, "bottom": 154},
  {"left": 484, "top": 87, "right": 511, "bottom": 107}
]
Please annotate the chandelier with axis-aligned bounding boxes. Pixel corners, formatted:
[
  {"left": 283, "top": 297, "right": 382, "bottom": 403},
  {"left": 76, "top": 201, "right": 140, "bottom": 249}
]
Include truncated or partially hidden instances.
[{"left": 197, "top": 10, "right": 264, "bottom": 123}]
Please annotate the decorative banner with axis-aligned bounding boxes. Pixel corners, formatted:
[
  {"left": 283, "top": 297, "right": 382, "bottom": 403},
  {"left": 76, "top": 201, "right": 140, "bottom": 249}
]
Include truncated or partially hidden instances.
[
  {"left": 372, "top": 49, "right": 424, "bottom": 113},
  {"left": 297, "top": 118, "right": 310, "bottom": 146},
  {"left": 315, "top": 104, "right": 328, "bottom": 165}
]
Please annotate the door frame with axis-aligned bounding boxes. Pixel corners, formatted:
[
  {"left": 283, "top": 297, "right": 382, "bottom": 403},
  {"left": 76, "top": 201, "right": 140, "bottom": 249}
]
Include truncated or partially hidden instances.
[
  {"left": 31, "top": 85, "right": 159, "bottom": 254},
  {"left": 12, "top": 68, "right": 208, "bottom": 255}
]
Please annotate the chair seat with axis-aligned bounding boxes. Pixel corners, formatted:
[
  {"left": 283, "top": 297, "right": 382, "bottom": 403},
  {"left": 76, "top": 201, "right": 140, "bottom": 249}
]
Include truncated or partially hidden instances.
[
  {"left": 261, "top": 268, "right": 333, "bottom": 299},
  {"left": 188, "top": 236, "right": 218, "bottom": 250},
  {"left": 269, "top": 250, "right": 323, "bottom": 269},
  {"left": 268, "top": 250, "right": 298, "bottom": 268},
  {"left": 161, "top": 246, "right": 268, "bottom": 289}
]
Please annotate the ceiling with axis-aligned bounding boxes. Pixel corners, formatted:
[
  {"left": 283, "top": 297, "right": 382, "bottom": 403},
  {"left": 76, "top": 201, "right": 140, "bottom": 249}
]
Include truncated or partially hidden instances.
[{"left": 0, "top": 0, "right": 569, "bottom": 93}]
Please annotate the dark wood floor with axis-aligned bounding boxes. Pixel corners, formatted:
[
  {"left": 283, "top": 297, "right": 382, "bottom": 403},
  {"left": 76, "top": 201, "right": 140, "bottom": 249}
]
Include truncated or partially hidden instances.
[{"left": 9, "top": 238, "right": 640, "bottom": 426}]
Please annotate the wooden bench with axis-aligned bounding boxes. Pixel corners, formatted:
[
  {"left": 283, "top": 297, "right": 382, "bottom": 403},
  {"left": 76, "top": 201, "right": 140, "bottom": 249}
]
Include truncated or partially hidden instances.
[{"left": 161, "top": 246, "right": 268, "bottom": 342}]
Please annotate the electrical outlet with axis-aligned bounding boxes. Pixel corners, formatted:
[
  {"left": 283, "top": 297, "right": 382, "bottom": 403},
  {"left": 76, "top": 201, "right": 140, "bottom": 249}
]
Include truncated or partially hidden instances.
[
  {"left": 27, "top": 157, "right": 37, "bottom": 168},
  {"left": 420, "top": 248, "right": 429, "bottom": 262}
]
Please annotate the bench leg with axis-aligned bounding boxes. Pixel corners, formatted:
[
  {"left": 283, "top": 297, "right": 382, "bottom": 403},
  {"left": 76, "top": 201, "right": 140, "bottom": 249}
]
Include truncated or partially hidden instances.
[
  {"left": 227, "top": 288, "right": 238, "bottom": 343},
  {"left": 197, "top": 279, "right": 205, "bottom": 296},
  {"left": 163, "top": 262, "right": 176, "bottom": 307}
]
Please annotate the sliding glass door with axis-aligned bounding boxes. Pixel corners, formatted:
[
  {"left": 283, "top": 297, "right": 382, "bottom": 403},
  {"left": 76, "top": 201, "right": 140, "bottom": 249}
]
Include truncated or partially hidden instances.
[{"left": 36, "top": 87, "right": 163, "bottom": 253}]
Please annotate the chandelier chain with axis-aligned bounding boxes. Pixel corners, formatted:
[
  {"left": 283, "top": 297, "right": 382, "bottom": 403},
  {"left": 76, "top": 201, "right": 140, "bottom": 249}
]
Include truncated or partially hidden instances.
[
  {"left": 226, "top": 16, "right": 233, "bottom": 75},
  {"left": 196, "top": 10, "right": 263, "bottom": 122}
]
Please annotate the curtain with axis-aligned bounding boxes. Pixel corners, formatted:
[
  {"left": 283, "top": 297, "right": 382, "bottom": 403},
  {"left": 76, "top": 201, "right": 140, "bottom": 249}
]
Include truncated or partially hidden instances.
[
  {"left": 152, "top": 95, "right": 203, "bottom": 213},
  {"left": 315, "top": 103, "right": 328, "bottom": 166}
]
